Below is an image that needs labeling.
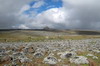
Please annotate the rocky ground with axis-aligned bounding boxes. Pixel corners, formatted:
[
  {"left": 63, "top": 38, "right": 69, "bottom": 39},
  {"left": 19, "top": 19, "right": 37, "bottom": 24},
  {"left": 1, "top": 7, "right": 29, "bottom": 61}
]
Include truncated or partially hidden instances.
[{"left": 0, "top": 39, "right": 100, "bottom": 66}]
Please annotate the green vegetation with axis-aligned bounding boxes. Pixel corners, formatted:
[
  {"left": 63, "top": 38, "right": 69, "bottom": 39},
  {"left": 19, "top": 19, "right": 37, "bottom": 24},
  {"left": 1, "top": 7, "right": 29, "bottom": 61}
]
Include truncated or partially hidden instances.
[{"left": 0, "top": 30, "right": 100, "bottom": 42}]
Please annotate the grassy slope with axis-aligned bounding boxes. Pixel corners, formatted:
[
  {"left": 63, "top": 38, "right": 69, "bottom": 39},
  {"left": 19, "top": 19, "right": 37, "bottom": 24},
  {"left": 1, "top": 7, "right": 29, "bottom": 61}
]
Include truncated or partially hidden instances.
[{"left": 0, "top": 30, "right": 100, "bottom": 42}]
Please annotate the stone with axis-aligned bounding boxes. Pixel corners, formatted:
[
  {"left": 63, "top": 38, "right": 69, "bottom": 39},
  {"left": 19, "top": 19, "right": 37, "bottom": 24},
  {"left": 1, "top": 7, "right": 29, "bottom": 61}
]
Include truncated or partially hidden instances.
[
  {"left": 18, "top": 55, "right": 32, "bottom": 63},
  {"left": 33, "top": 52, "right": 44, "bottom": 58},
  {"left": 87, "top": 54, "right": 94, "bottom": 56},
  {"left": 12, "top": 52, "right": 23, "bottom": 57},
  {"left": 70, "top": 56, "right": 89, "bottom": 64},
  {"left": 93, "top": 50, "right": 100, "bottom": 53},
  {"left": 22, "top": 48, "right": 29, "bottom": 53},
  {"left": 49, "top": 53, "right": 54, "bottom": 56},
  {"left": 58, "top": 51, "right": 76, "bottom": 59},
  {"left": 93, "top": 56, "right": 98, "bottom": 59},
  {"left": 20, "top": 58, "right": 32, "bottom": 63},
  {"left": 43, "top": 56, "right": 58, "bottom": 64}
]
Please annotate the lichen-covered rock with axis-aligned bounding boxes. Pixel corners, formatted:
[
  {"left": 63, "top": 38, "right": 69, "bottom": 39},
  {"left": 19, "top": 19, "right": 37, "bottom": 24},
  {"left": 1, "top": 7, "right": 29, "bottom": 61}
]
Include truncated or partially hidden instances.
[
  {"left": 87, "top": 54, "right": 98, "bottom": 59},
  {"left": 12, "top": 52, "right": 23, "bottom": 57},
  {"left": 87, "top": 54, "right": 94, "bottom": 57},
  {"left": 33, "top": 52, "right": 44, "bottom": 58},
  {"left": 43, "top": 56, "right": 58, "bottom": 64},
  {"left": 18, "top": 55, "right": 32, "bottom": 63},
  {"left": 49, "top": 53, "right": 54, "bottom": 56},
  {"left": 22, "top": 47, "right": 29, "bottom": 53},
  {"left": 93, "top": 56, "right": 98, "bottom": 59},
  {"left": 20, "top": 58, "right": 32, "bottom": 63},
  {"left": 93, "top": 50, "right": 100, "bottom": 53},
  {"left": 70, "top": 56, "right": 89, "bottom": 64},
  {"left": 0, "top": 48, "right": 6, "bottom": 53},
  {"left": 58, "top": 51, "right": 77, "bottom": 59}
]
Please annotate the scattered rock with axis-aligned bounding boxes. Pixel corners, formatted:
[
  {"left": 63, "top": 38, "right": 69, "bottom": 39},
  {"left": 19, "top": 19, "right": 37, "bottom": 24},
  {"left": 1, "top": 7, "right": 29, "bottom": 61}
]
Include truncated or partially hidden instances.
[
  {"left": 43, "top": 56, "right": 58, "bottom": 64},
  {"left": 58, "top": 51, "right": 76, "bottom": 59},
  {"left": 87, "top": 54, "right": 94, "bottom": 56},
  {"left": 18, "top": 55, "right": 32, "bottom": 63},
  {"left": 0, "top": 39, "right": 100, "bottom": 65},
  {"left": 70, "top": 56, "right": 89, "bottom": 64},
  {"left": 93, "top": 56, "right": 98, "bottom": 59},
  {"left": 93, "top": 50, "right": 100, "bottom": 53},
  {"left": 33, "top": 52, "right": 44, "bottom": 58}
]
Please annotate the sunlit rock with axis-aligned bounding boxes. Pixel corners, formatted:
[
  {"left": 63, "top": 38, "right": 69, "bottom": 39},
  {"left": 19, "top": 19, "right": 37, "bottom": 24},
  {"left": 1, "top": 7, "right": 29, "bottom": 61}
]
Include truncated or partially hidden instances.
[
  {"left": 43, "top": 56, "right": 58, "bottom": 64},
  {"left": 33, "top": 51, "right": 44, "bottom": 58},
  {"left": 58, "top": 51, "right": 77, "bottom": 59},
  {"left": 87, "top": 54, "right": 94, "bottom": 57},
  {"left": 93, "top": 56, "right": 98, "bottom": 59},
  {"left": 70, "top": 56, "right": 89, "bottom": 64},
  {"left": 18, "top": 55, "right": 32, "bottom": 63}
]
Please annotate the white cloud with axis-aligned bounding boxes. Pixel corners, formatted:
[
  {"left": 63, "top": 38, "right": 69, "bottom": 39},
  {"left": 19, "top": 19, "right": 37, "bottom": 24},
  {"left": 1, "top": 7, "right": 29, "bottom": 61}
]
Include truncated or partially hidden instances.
[
  {"left": 0, "top": 0, "right": 32, "bottom": 29},
  {"left": 17, "top": 7, "right": 70, "bottom": 29},
  {"left": 32, "top": 1, "right": 45, "bottom": 8},
  {"left": 18, "top": 24, "right": 29, "bottom": 29},
  {"left": 37, "top": 8, "right": 67, "bottom": 23},
  {"left": 19, "top": 5, "right": 30, "bottom": 14}
]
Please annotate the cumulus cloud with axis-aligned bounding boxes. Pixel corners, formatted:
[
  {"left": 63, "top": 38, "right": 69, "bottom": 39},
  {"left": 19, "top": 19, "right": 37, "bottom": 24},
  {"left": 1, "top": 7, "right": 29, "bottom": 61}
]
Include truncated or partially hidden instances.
[
  {"left": 37, "top": 8, "right": 66, "bottom": 23},
  {"left": 63, "top": 0, "right": 100, "bottom": 30},
  {"left": 0, "top": 0, "right": 100, "bottom": 30},
  {"left": 0, "top": 0, "right": 32, "bottom": 29},
  {"left": 16, "top": 7, "right": 68, "bottom": 29},
  {"left": 18, "top": 24, "right": 29, "bottom": 29}
]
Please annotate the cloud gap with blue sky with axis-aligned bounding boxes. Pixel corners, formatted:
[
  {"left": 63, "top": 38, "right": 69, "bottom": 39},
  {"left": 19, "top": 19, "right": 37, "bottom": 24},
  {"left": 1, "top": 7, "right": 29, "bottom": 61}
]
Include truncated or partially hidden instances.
[{"left": 24, "top": 0, "right": 63, "bottom": 16}]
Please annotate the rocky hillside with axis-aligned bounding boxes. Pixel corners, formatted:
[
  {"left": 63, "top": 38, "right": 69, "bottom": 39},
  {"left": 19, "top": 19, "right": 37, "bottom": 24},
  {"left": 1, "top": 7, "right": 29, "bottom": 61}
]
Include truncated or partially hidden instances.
[{"left": 0, "top": 39, "right": 100, "bottom": 66}]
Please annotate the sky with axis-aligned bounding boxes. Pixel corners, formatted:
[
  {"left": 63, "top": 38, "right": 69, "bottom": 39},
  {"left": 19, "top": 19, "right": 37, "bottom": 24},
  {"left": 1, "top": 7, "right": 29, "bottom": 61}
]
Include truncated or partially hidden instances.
[{"left": 0, "top": 0, "right": 100, "bottom": 30}]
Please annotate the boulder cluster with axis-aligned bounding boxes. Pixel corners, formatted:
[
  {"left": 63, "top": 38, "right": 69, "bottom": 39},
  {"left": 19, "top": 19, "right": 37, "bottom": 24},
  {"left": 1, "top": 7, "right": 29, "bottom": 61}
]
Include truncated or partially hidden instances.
[{"left": 0, "top": 39, "right": 100, "bottom": 66}]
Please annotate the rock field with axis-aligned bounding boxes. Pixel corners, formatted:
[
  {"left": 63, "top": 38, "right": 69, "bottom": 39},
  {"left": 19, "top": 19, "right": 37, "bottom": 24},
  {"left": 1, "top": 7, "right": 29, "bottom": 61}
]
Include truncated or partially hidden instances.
[{"left": 0, "top": 39, "right": 100, "bottom": 66}]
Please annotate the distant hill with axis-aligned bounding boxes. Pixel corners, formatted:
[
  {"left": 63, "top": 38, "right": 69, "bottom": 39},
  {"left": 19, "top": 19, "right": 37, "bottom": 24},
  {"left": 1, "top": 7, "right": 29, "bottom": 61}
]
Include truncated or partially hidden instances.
[{"left": 0, "top": 29, "right": 100, "bottom": 35}]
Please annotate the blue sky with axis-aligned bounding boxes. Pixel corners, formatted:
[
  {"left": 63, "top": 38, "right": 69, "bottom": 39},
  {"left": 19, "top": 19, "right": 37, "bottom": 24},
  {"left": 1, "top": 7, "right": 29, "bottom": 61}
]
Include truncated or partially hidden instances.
[{"left": 24, "top": 0, "right": 63, "bottom": 15}]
